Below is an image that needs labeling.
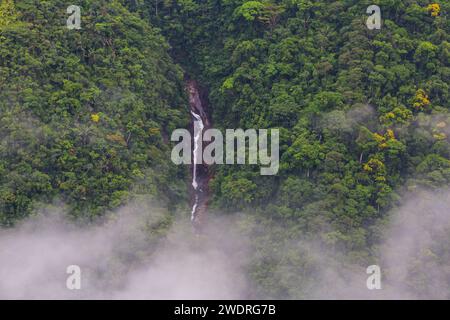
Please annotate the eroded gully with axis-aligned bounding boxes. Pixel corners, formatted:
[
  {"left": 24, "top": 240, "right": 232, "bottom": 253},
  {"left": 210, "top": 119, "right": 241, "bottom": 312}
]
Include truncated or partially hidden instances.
[{"left": 187, "top": 79, "right": 211, "bottom": 232}]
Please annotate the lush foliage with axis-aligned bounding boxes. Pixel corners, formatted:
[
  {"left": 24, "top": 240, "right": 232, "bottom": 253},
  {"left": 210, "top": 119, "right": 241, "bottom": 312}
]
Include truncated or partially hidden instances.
[
  {"left": 1, "top": 0, "right": 449, "bottom": 298},
  {"left": 135, "top": 0, "right": 449, "bottom": 297},
  {"left": 0, "top": 0, "right": 189, "bottom": 225}
]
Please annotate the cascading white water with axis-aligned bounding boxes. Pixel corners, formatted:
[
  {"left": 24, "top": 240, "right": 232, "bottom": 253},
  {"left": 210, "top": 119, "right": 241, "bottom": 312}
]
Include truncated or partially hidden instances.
[
  {"left": 191, "top": 110, "right": 204, "bottom": 222},
  {"left": 187, "top": 79, "right": 210, "bottom": 229},
  {"left": 191, "top": 110, "right": 204, "bottom": 190},
  {"left": 191, "top": 195, "right": 199, "bottom": 221}
]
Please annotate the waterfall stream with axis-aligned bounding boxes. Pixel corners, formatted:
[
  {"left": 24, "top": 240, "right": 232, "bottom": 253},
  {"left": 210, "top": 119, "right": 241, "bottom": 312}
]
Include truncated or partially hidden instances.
[
  {"left": 191, "top": 110, "right": 204, "bottom": 191},
  {"left": 187, "top": 80, "right": 210, "bottom": 231}
]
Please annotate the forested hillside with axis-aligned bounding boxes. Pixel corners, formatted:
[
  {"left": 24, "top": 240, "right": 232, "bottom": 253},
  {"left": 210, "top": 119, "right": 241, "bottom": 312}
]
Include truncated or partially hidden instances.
[
  {"left": 140, "top": 0, "right": 450, "bottom": 216},
  {"left": 0, "top": 0, "right": 189, "bottom": 226},
  {"left": 1, "top": 0, "right": 449, "bottom": 299},
  {"left": 135, "top": 0, "right": 450, "bottom": 297}
]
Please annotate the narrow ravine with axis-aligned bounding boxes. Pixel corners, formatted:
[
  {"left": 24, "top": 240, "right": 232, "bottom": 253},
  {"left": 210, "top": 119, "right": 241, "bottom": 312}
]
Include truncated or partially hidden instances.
[{"left": 187, "top": 79, "right": 211, "bottom": 232}]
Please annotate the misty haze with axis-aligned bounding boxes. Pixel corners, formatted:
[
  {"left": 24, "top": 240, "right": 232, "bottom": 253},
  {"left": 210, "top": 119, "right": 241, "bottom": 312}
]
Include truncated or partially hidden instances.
[{"left": 1, "top": 0, "right": 449, "bottom": 302}]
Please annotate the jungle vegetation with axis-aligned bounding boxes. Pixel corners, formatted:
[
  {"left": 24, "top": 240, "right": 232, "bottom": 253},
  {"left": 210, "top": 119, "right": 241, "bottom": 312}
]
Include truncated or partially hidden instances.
[{"left": 1, "top": 0, "right": 449, "bottom": 298}]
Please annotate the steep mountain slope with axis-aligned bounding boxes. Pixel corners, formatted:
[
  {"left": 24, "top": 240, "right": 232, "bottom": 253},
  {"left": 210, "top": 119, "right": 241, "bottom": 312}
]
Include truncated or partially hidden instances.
[
  {"left": 0, "top": 0, "right": 189, "bottom": 225},
  {"left": 1, "top": 0, "right": 449, "bottom": 298},
  {"left": 133, "top": 0, "right": 450, "bottom": 297}
]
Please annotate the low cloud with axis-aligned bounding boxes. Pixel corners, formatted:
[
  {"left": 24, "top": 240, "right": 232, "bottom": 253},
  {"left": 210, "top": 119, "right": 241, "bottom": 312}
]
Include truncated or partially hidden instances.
[
  {"left": 379, "top": 189, "right": 450, "bottom": 299},
  {"left": 0, "top": 203, "right": 250, "bottom": 299},
  {"left": 320, "top": 104, "right": 375, "bottom": 133},
  {"left": 237, "top": 189, "right": 450, "bottom": 300},
  {"left": 1, "top": 189, "right": 449, "bottom": 299},
  {"left": 307, "top": 189, "right": 450, "bottom": 299}
]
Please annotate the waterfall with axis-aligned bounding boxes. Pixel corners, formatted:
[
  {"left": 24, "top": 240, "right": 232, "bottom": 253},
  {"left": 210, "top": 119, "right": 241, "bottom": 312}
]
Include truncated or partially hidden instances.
[
  {"left": 191, "top": 195, "right": 199, "bottom": 222},
  {"left": 187, "top": 79, "right": 210, "bottom": 230},
  {"left": 191, "top": 110, "right": 204, "bottom": 190}
]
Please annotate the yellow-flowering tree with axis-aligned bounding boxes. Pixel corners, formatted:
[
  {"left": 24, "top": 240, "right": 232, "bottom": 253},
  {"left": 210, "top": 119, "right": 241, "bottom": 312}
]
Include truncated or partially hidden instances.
[
  {"left": 413, "top": 89, "right": 430, "bottom": 111},
  {"left": 91, "top": 113, "right": 100, "bottom": 123},
  {"left": 427, "top": 3, "right": 440, "bottom": 17},
  {"left": 379, "top": 106, "right": 413, "bottom": 126},
  {"left": 373, "top": 129, "right": 397, "bottom": 150},
  {"left": 363, "top": 158, "right": 387, "bottom": 182}
]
